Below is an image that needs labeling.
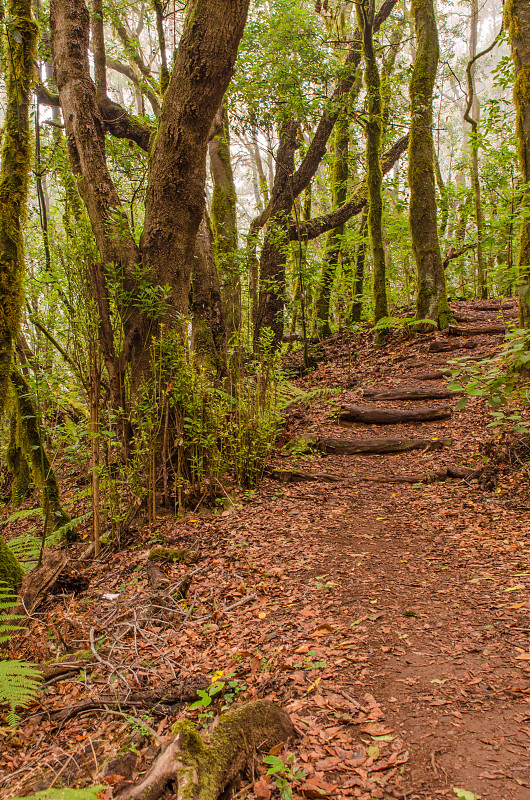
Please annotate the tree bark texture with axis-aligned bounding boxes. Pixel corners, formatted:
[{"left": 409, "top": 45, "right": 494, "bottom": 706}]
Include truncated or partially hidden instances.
[
  {"left": 50, "top": 0, "right": 249, "bottom": 399},
  {"left": 505, "top": 0, "right": 530, "bottom": 326},
  {"left": 141, "top": 0, "right": 250, "bottom": 319},
  {"left": 0, "top": 0, "right": 38, "bottom": 415},
  {"left": 408, "top": 0, "right": 451, "bottom": 329}
]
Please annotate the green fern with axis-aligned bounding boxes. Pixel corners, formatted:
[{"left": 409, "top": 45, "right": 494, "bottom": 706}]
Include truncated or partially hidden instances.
[
  {"left": 0, "top": 582, "right": 42, "bottom": 726},
  {"left": 12, "top": 787, "right": 105, "bottom": 800},
  {"left": 0, "top": 660, "right": 42, "bottom": 726},
  {"left": 0, "top": 581, "right": 22, "bottom": 644},
  {"left": 6, "top": 512, "right": 91, "bottom": 572}
]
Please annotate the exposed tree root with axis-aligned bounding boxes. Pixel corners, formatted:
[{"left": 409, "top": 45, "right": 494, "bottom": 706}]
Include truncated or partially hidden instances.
[
  {"left": 339, "top": 404, "right": 452, "bottom": 424},
  {"left": 115, "top": 700, "right": 295, "bottom": 800},
  {"left": 265, "top": 466, "right": 343, "bottom": 483}
]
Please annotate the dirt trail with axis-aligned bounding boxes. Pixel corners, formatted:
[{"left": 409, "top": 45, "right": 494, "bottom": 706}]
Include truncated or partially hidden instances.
[{"left": 2, "top": 301, "right": 529, "bottom": 800}]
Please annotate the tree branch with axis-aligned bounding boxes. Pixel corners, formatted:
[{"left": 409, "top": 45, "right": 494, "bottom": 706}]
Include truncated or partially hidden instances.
[{"left": 290, "top": 134, "right": 408, "bottom": 241}]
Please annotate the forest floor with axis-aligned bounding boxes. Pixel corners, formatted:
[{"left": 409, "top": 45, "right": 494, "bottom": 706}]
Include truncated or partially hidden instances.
[{"left": 1, "top": 299, "right": 530, "bottom": 800}]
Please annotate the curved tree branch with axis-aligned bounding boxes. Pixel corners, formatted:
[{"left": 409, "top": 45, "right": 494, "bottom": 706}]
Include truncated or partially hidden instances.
[{"left": 290, "top": 134, "right": 408, "bottom": 241}]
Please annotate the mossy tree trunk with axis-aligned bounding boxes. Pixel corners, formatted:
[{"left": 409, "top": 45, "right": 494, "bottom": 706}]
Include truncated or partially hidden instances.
[
  {"left": 191, "top": 214, "right": 227, "bottom": 375},
  {"left": 408, "top": 0, "right": 451, "bottom": 329},
  {"left": 209, "top": 106, "right": 240, "bottom": 335},
  {"left": 11, "top": 369, "right": 70, "bottom": 532},
  {"left": 349, "top": 208, "right": 368, "bottom": 323},
  {"left": 505, "top": 0, "right": 530, "bottom": 326},
  {"left": 357, "top": 0, "right": 388, "bottom": 326},
  {"left": 315, "top": 113, "right": 351, "bottom": 338},
  {"left": 0, "top": 0, "right": 38, "bottom": 416},
  {"left": 6, "top": 410, "right": 31, "bottom": 507},
  {"left": 0, "top": 535, "right": 23, "bottom": 592},
  {"left": 466, "top": 0, "right": 487, "bottom": 300}
]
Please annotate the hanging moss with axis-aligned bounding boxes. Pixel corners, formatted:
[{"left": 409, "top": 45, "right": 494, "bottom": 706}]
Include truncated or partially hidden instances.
[
  {"left": 0, "top": 0, "right": 38, "bottom": 416},
  {"left": 0, "top": 535, "right": 23, "bottom": 592},
  {"left": 11, "top": 369, "right": 71, "bottom": 533}
]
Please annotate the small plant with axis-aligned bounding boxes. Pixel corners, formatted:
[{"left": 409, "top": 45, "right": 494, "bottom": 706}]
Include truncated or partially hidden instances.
[
  {"left": 263, "top": 753, "right": 307, "bottom": 800},
  {"left": 189, "top": 672, "right": 246, "bottom": 722}
]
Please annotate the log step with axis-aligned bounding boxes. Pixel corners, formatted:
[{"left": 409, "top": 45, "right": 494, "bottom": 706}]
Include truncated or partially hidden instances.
[
  {"left": 448, "top": 324, "right": 505, "bottom": 336},
  {"left": 362, "top": 387, "right": 460, "bottom": 401},
  {"left": 340, "top": 404, "right": 452, "bottom": 425},
  {"left": 410, "top": 370, "right": 450, "bottom": 381},
  {"left": 318, "top": 436, "right": 451, "bottom": 455}
]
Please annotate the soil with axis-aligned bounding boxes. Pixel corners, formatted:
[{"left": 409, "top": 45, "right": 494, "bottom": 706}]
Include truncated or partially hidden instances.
[{"left": 1, "top": 299, "right": 529, "bottom": 800}]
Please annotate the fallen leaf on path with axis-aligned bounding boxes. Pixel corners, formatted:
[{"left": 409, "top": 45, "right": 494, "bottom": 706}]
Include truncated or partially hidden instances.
[
  {"left": 360, "top": 723, "right": 394, "bottom": 736},
  {"left": 253, "top": 776, "right": 271, "bottom": 799}
]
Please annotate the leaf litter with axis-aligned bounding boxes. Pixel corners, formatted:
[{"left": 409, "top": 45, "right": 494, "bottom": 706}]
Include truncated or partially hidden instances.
[{"left": 1, "top": 300, "right": 529, "bottom": 800}]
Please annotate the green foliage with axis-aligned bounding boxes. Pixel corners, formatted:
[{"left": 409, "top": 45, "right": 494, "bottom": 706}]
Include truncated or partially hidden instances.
[
  {"left": 230, "top": 0, "right": 337, "bottom": 130},
  {"left": 449, "top": 327, "right": 530, "bottom": 406},
  {"left": 263, "top": 753, "right": 307, "bottom": 800}
]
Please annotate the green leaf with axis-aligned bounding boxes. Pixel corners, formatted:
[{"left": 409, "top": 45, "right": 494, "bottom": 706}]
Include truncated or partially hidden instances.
[{"left": 453, "top": 789, "right": 480, "bottom": 800}]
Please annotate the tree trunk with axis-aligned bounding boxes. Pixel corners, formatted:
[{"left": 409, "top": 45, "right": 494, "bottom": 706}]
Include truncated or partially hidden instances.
[
  {"left": 253, "top": 122, "right": 299, "bottom": 348},
  {"left": 466, "top": 0, "right": 487, "bottom": 299},
  {"left": 357, "top": 0, "right": 387, "bottom": 325},
  {"left": 505, "top": 0, "right": 530, "bottom": 326},
  {"left": 315, "top": 113, "right": 351, "bottom": 337},
  {"left": 209, "top": 106, "right": 240, "bottom": 334},
  {"left": 408, "top": 0, "right": 451, "bottom": 329},
  {"left": 11, "top": 369, "right": 71, "bottom": 532},
  {"left": 191, "top": 214, "right": 227, "bottom": 374},
  {"left": 349, "top": 209, "right": 368, "bottom": 323},
  {"left": 0, "top": 0, "right": 38, "bottom": 415}
]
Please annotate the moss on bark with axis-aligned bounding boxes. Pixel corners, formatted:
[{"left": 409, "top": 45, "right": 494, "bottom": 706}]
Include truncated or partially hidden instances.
[
  {"left": 0, "top": 0, "right": 38, "bottom": 415},
  {"left": 209, "top": 107, "right": 240, "bottom": 334},
  {"left": 315, "top": 113, "right": 351, "bottom": 337},
  {"left": 0, "top": 535, "right": 23, "bottom": 591},
  {"left": 357, "top": 2, "right": 387, "bottom": 326},
  {"left": 6, "top": 411, "right": 31, "bottom": 506},
  {"left": 11, "top": 369, "right": 70, "bottom": 532},
  {"left": 505, "top": 0, "right": 530, "bottom": 326},
  {"left": 408, "top": 0, "right": 451, "bottom": 329}
]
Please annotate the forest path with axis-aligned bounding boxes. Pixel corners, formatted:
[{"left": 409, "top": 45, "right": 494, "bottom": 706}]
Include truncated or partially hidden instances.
[
  {"left": 242, "top": 301, "right": 529, "bottom": 799},
  {"left": 3, "top": 303, "right": 529, "bottom": 800}
]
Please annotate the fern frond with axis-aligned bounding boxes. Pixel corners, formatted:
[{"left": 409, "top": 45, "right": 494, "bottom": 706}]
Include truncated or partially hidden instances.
[
  {"left": 0, "top": 659, "right": 42, "bottom": 726},
  {"left": 0, "top": 581, "right": 22, "bottom": 644},
  {"left": 12, "top": 786, "right": 105, "bottom": 800}
]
